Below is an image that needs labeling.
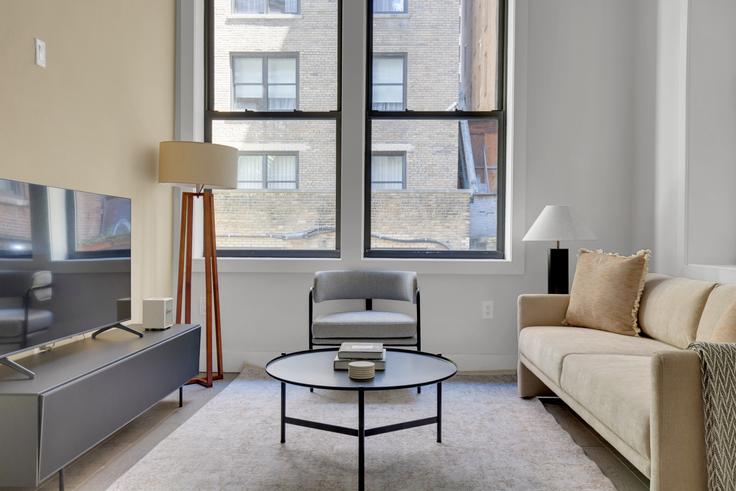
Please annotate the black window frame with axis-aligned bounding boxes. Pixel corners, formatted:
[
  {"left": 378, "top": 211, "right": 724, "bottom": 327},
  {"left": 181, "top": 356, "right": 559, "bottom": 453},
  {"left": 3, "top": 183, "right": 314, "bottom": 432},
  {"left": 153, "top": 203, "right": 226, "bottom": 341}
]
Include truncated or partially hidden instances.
[
  {"left": 365, "top": 0, "right": 507, "bottom": 260},
  {"left": 65, "top": 190, "right": 131, "bottom": 260},
  {"left": 237, "top": 151, "right": 300, "bottom": 190},
  {"left": 231, "top": 53, "right": 300, "bottom": 111},
  {"left": 206, "top": 0, "right": 342, "bottom": 259},
  {"left": 371, "top": 151, "right": 406, "bottom": 190},
  {"left": 232, "top": 0, "right": 301, "bottom": 15},
  {"left": 371, "top": 53, "right": 407, "bottom": 111},
  {"left": 373, "top": 0, "right": 408, "bottom": 14}
]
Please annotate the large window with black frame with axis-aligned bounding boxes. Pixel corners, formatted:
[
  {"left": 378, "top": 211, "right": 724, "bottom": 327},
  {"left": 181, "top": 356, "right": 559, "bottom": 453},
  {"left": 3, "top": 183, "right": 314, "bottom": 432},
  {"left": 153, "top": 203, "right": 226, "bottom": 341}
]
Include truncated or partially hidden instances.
[
  {"left": 366, "top": 0, "right": 506, "bottom": 258},
  {"left": 206, "top": 0, "right": 340, "bottom": 257}
]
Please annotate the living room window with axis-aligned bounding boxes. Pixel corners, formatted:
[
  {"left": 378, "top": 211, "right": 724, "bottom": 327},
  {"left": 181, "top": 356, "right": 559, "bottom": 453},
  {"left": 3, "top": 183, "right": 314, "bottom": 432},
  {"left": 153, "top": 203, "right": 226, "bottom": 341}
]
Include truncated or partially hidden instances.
[
  {"left": 365, "top": 0, "right": 507, "bottom": 259},
  {"left": 371, "top": 152, "right": 406, "bottom": 190},
  {"left": 208, "top": 0, "right": 340, "bottom": 257},
  {"left": 231, "top": 54, "right": 298, "bottom": 111},
  {"left": 238, "top": 153, "right": 299, "bottom": 190},
  {"left": 373, "top": 0, "right": 406, "bottom": 14},
  {"left": 372, "top": 54, "right": 406, "bottom": 111},
  {"left": 233, "top": 0, "right": 299, "bottom": 15}
]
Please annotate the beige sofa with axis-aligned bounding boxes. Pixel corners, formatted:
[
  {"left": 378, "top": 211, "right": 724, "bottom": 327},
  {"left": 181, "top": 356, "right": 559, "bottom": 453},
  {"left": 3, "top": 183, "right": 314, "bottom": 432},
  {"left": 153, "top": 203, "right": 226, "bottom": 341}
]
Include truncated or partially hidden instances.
[{"left": 518, "top": 273, "right": 736, "bottom": 491}]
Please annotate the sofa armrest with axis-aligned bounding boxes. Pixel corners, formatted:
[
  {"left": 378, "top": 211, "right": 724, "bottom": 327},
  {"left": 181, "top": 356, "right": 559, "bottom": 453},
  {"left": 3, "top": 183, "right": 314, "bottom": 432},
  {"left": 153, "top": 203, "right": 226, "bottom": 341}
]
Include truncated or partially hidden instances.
[
  {"left": 650, "top": 350, "right": 707, "bottom": 491},
  {"left": 517, "top": 294, "right": 570, "bottom": 331}
]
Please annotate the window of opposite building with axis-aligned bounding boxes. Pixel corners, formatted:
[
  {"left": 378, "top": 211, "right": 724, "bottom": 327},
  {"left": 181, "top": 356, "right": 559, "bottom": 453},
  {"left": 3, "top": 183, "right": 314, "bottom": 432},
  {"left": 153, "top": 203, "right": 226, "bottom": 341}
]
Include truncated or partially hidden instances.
[
  {"left": 208, "top": 0, "right": 340, "bottom": 258},
  {"left": 238, "top": 153, "right": 299, "bottom": 190},
  {"left": 373, "top": 0, "right": 406, "bottom": 14},
  {"left": 372, "top": 54, "right": 406, "bottom": 111},
  {"left": 365, "top": 0, "right": 507, "bottom": 259},
  {"left": 232, "top": 54, "right": 298, "bottom": 111},
  {"left": 371, "top": 153, "right": 406, "bottom": 190},
  {"left": 233, "top": 0, "right": 299, "bottom": 15}
]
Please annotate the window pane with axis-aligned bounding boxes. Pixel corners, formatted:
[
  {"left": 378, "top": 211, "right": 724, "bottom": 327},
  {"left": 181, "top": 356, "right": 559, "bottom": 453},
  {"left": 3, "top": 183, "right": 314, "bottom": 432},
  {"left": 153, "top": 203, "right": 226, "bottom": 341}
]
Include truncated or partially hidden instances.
[
  {"left": 372, "top": 0, "right": 500, "bottom": 111},
  {"left": 234, "top": 0, "right": 267, "bottom": 13},
  {"left": 212, "top": 119, "right": 336, "bottom": 251},
  {"left": 372, "top": 154, "right": 404, "bottom": 190},
  {"left": 73, "top": 192, "right": 131, "bottom": 254},
  {"left": 234, "top": 84, "right": 263, "bottom": 99},
  {"left": 268, "top": 155, "right": 297, "bottom": 183},
  {"left": 214, "top": 0, "right": 337, "bottom": 111},
  {"left": 0, "top": 180, "right": 32, "bottom": 257},
  {"left": 373, "top": 57, "right": 404, "bottom": 84},
  {"left": 372, "top": 85, "right": 403, "bottom": 104},
  {"left": 374, "top": 0, "right": 405, "bottom": 13},
  {"left": 233, "top": 57, "right": 262, "bottom": 84},
  {"left": 238, "top": 155, "right": 263, "bottom": 189},
  {"left": 370, "top": 119, "right": 499, "bottom": 252},
  {"left": 268, "top": 58, "right": 296, "bottom": 83}
]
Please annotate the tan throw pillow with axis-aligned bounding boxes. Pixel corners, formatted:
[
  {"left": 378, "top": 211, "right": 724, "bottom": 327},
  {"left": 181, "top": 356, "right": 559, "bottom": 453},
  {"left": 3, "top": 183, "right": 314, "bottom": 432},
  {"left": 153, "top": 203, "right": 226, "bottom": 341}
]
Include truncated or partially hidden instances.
[
  {"left": 711, "top": 299, "right": 736, "bottom": 343},
  {"left": 564, "top": 249, "right": 651, "bottom": 336}
]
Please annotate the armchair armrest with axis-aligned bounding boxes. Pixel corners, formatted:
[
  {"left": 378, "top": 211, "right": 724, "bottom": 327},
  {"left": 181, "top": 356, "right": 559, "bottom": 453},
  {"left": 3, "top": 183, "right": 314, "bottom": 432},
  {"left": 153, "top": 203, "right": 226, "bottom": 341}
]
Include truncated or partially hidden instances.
[
  {"left": 517, "top": 294, "right": 570, "bottom": 331},
  {"left": 650, "top": 350, "right": 707, "bottom": 491}
]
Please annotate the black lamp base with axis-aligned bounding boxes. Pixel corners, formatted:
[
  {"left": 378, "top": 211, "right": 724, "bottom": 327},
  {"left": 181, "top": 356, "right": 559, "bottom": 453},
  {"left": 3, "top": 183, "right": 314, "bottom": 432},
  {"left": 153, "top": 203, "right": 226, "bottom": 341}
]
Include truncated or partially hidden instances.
[{"left": 548, "top": 248, "right": 569, "bottom": 294}]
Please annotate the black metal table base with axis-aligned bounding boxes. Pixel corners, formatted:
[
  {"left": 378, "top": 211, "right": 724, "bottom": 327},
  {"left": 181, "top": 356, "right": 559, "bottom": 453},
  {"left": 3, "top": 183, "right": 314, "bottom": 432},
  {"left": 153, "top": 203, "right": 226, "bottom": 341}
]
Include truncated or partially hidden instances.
[{"left": 280, "top": 382, "right": 442, "bottom": 491}]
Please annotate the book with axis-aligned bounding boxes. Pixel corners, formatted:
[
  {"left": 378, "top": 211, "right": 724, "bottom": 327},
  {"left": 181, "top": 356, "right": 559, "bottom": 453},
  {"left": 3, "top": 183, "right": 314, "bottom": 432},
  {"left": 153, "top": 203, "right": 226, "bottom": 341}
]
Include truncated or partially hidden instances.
[
  {"left": 338, "top": 342, "right": 384, "bottom": 360},
  {"left": 334, "top": 351, "right": 386, "bottom": 370}
]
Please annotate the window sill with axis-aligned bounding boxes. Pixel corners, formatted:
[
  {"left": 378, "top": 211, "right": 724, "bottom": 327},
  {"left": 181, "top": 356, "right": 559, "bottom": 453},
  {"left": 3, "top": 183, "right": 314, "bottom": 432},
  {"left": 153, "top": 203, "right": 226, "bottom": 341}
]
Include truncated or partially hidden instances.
[
  {"left": 191, "top": 255, "right": 523, "bottom": 275},
  {"left": 226, "top": 14, "right": 303, "bottom": 22}
]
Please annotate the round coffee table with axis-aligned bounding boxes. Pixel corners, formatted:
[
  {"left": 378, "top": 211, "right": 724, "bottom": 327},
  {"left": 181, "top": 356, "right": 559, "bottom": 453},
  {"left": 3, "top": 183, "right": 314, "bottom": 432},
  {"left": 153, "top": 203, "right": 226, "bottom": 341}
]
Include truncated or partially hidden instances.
[{"left": 266, "top": 348, "right": 457, "bottom": 491}]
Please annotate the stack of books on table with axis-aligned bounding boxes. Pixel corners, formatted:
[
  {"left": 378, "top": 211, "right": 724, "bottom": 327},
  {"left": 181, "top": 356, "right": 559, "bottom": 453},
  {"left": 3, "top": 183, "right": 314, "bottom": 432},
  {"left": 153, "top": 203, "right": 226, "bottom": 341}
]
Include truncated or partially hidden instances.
[{"left": 334, "top": 342, "right": 386, "bottom": 370}]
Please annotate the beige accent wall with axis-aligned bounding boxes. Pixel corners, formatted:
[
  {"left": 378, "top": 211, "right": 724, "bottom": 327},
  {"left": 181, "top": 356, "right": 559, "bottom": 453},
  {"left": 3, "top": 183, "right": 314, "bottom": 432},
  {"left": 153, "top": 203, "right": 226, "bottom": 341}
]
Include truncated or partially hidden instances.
[{"left": 0, "top": 0, "right": 176, "bottom": 322}]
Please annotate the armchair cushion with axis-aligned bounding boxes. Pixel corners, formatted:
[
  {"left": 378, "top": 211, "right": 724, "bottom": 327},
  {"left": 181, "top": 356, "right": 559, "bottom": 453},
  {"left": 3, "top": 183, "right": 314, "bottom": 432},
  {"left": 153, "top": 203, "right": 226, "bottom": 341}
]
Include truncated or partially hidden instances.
[{"left": 312, "top": 310, "right": 416, "bottom": 339}]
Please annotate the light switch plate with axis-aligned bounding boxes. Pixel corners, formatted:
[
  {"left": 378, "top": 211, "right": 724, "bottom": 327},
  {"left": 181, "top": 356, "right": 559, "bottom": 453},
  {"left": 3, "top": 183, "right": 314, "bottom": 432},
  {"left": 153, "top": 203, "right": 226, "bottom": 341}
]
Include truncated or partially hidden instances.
[{"left": 35, "top": 38, "right": 46, "bottom": 68}]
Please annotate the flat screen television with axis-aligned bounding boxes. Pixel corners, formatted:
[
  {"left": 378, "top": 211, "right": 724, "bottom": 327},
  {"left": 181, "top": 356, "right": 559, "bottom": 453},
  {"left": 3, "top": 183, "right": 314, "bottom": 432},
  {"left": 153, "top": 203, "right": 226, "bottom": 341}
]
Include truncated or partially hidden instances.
[{"left": 0, "top": 177, "right": 131, "bottom": 362}]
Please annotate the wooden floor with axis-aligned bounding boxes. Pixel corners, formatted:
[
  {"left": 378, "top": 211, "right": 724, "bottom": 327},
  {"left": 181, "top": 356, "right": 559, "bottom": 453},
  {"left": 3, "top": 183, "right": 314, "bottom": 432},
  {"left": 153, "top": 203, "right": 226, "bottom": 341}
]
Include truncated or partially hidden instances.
[
  {"left": 541, "top": 398, "right": 650, "bottom": 490},
  {"left": 13, "top": 374, "right": 648, "bottom": 491}
]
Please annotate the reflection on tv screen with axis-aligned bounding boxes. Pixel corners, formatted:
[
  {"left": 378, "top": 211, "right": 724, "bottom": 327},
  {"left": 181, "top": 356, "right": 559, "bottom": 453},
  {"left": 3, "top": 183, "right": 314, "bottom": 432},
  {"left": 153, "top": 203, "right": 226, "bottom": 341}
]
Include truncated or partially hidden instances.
[{"left": 0, "top": 178, "right": 132, "bottom": 358}]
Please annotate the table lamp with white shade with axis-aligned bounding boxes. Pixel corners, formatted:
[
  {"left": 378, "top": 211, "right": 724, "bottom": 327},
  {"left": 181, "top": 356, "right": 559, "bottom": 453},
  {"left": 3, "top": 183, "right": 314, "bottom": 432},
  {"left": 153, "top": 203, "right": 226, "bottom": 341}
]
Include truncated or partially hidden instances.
[
  {"left": 159, "top": 141, "right": 238, "bottom": 388},
  {"left": 522, "top": 205, "right": 597, "bottom": 294}
]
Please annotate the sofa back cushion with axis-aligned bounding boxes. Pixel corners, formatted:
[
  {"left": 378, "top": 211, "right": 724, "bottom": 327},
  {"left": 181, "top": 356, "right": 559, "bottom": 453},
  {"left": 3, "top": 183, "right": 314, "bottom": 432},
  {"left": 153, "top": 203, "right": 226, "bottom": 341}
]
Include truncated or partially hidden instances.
[
  {"left": 696, "top": 283, "right": 736, "bottom": 343},
  {"left": 638, "top": 273, "right": 716, "bottom": 348}
]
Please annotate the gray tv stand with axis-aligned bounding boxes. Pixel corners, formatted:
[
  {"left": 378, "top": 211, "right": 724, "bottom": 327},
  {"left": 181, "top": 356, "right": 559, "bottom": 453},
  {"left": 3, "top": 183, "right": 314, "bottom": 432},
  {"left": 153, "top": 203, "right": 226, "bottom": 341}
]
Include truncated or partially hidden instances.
[{"left": 0, "top": 323, "right": 201, "bottom": 489}]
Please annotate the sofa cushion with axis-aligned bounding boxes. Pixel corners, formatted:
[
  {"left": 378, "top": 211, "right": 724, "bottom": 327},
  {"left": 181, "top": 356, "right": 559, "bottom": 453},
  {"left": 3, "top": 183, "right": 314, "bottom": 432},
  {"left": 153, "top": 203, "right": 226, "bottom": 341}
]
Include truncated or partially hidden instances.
[
  {"left": 519, "top": 326, "right": 677, "bottom": 385},
  {"left": 697, "top": 283, "right": 736, "bottom": 342},
  {"left": 312, "top": 311, "right": 416, "bottom": 339},
  {"left": 564, "top": 249, "right": 650, "bottom": 336},
  {"left": 639, "top": 274, "right": 716, "bottom": 348},
  {"left": 561, "top": 354, "right": 652, "bottom": 459}
]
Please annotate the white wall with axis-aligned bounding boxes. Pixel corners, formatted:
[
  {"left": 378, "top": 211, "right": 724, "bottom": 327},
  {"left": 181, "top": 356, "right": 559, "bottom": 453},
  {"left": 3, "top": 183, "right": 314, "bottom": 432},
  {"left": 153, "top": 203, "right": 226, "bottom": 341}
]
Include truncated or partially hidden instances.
[
  {"left": 186, "top": 0, "right": 647, "bottom": 372},
  {"left": 642, "top": 0, "right": 736, "bottom": 283}
]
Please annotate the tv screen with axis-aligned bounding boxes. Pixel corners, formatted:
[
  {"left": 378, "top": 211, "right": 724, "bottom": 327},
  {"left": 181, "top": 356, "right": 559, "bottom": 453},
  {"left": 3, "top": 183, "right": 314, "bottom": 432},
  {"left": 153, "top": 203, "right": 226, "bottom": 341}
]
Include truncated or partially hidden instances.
[{"left": 0, "top": 178, "right": 131, "bottom": 358}]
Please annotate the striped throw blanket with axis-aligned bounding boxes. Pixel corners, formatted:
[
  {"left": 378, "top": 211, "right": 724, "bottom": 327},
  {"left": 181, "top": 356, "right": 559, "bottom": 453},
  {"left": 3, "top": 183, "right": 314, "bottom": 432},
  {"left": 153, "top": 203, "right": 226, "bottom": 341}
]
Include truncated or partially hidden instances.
[{"left": 689, "top": 342, "right": 736, "bottom": 491}]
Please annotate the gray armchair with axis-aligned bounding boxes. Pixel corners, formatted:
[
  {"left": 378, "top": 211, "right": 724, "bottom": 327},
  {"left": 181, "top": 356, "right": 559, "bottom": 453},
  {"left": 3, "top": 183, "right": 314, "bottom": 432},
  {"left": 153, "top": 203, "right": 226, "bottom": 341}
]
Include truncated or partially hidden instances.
[{"left": 308, "top": 270, "right": 420, "bottom": 351}]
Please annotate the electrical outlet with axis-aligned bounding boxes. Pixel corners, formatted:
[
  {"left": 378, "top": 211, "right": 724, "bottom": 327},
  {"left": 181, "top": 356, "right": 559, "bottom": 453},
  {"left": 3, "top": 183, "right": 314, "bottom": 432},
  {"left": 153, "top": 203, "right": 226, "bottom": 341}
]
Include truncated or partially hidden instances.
[
  {"left": 482, "top": 300, "right": 494, "bottom": 319},
  {"left": 35, "top": 38, "right": 46, "bottom": 68}
]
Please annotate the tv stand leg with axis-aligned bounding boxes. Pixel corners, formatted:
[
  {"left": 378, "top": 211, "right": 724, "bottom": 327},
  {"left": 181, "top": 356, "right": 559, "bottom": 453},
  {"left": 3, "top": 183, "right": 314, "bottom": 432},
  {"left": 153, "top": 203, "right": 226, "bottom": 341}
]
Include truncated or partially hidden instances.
[
  {"left": 0, "top": 357, "right": 35, "bottom": 379},
  {"left": 179, "top": 386, "right": 183, "bottom": 408},
  {"left": 92, "top": 323, "right": 143, "bottom": 339},
  {"left": 58, "top": 468, "right": 64, "bottom": 491}
]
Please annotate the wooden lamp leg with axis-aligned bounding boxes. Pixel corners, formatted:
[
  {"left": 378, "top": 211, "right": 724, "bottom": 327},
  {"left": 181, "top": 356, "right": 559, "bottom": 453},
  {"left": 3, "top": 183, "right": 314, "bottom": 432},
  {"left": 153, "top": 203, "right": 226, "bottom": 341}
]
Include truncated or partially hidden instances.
[{"left": 186, "top": 191, "right": 223, "bottom": 388}]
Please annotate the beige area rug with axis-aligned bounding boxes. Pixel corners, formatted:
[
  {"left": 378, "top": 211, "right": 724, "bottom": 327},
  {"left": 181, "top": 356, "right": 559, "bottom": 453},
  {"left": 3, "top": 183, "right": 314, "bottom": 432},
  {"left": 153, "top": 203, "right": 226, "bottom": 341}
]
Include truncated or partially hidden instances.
[{"left": 109, "top": 369, "right": 614, "bottom": 490}]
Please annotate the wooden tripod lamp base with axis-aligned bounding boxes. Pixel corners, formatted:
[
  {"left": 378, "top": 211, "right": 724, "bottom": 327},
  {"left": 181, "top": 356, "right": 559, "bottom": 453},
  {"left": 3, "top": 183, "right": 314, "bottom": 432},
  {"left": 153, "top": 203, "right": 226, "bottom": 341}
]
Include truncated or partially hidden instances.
[
  {"left": 158, "top": 141, "right": 239, "bottom": 388},
  {"left": 177, "top": 191, "right": 223, "bottom": 388}
]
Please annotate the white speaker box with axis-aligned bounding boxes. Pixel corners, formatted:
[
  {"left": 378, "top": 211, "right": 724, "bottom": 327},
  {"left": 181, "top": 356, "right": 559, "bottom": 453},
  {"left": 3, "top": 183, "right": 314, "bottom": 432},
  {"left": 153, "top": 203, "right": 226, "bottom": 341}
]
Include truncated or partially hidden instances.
[{"left": 143, "top": 297, "right": 174, "bottom": 331}]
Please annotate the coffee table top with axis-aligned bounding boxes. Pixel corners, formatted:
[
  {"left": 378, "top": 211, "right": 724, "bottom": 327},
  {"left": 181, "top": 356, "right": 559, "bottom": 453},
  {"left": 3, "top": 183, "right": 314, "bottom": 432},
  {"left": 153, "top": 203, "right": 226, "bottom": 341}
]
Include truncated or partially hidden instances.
[{"left": 266, "top": 348, "right": 457, "bottom": 391}]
